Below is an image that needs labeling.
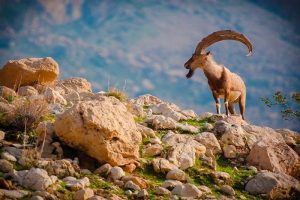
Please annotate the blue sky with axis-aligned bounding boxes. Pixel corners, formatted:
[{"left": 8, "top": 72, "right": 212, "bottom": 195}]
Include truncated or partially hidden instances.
[{"left": 0, "top": 0, "right": 299, "bottom": 130}]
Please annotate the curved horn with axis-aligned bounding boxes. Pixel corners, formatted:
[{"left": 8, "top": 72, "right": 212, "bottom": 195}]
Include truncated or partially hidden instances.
[{"left": 195, "top": 30, "right": 253, "bottom": 56}]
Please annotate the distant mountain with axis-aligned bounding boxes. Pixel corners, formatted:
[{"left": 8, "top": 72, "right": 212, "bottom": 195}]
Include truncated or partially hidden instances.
[{"left": 0, "top": 0, "right": 299, "bottom": 130}]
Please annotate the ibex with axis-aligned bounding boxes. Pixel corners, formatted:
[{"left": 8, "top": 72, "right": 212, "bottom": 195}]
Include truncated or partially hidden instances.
[{"left": 184, "top": 30, "right": 253, "bottom": 120}]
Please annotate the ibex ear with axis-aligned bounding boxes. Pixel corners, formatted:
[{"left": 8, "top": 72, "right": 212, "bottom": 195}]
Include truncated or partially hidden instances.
[{"left": 206, "top": 51, "right": 211, "bottom": 55}]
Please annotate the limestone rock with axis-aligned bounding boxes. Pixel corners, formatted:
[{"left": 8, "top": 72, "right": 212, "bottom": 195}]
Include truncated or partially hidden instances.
[
  {"left": 152, "top": 158, "right": 178, "bottom": 173},
  {"left": 1, "top": 152, "right": 17, "bottom": 162},
  {"left": 0, "top": 189, "right": 30, "bottom": 199},
  {"left": 150, "top": 103, "right": 187, "bottom": 121},
  {"left": 17, "top": 86, "right": 38, "bottom": 96},
  {"left": 223, "top": 145, "right": 237, "bottom": 158},
  {"left": 155, "top": 186, "right": 171, "bottom": 195},
  {"left": 54, "top": 97, "right": 142, "bottom": 166},
  {"left": 167, "top": 140, "right": 206, "bottom": 170},
  {"left": 43, "top": 159, "right": 76, "bottom": 178},
  {"left": 276, "top": 128, "right": 300, "bottom": 146},
  {"left": 44, "top": 87, "right": 67, "bottom": 105},
  {"left": 0, "top": 159, "right": 13, "bottom": 172},
  {"left": 124, "top": 180, "right": 141, "bottom": 191},
  {"left": 136, "top": 124, "right": 156, "bottom": 138},
  {"left": 74, "top": 188, "right": 94, "bottom": 200},
  {"left": 220, "top": 185, "right": 235, "bottom": 196},
  {"left": 63, "top": 176, "right": 90, "bottom": 191},
  {"left": 212, "top": 171, "right": 232, "bottom": 185},
  {"left": 176, "top": 123, "right": 199, "bottom": 133},
  {"left": 12, "top": 168, "right": 56, "bottom": 191},
  {"left": 161, "top": 180, "right": 183, "bottom": 189},
  {"left": 121, "top": 175, "right": 148, "bottom": 189},
  {"left": 0, "top": 57, "right": 59, "bottom": 88},
  {"left": 134, "top": 94, "right": 163, "bottom": 106},
  {"left": 161, "top": 131, "right": 191, "bottom": 146},
  {"left": 194, "top": 132, "right": 221, "bottom": 154},
  {"left": 94, "top": 163, "right": 112, "bottom": 176},
  {"left": 55, "top": 77, "right": 92, "bottom": 94},
  {"left": 151, "top": 115, "right": 177, "bottom": 130},
  {"left": 211, "top": 114, "right": 247, "bottom": 125},
  {"left": 149, "top": 137, "right": 162, "bottom": 144},
  {"left": 247, "top": 137, "right": 300, "bottom": 177},
  {"left": 180, "top": 109, "right": 197, "bottom": 119},
  {"left": 242, "top": 124, "right": 285, "bottom": 149},
  {"left": 172, "top": 183, "right": 202, "bottom": 198},
  {"left": 109, "top": 167, "right": 125, "bottom": 181},
  {"left": 166, "top": 169, "right": 186, "bottom": 181},
  {"left": 144, "top": 144, "right": 163, "bottom": 156},
  {"left": 245, "top": 171, "right": 300, "bottom": 199},
  {"left": 137, "top": 189, "right": 148, "bottom": 198}
]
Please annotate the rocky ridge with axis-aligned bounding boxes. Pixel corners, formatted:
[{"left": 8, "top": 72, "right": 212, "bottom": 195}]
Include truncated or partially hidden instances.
[{"left": 0, "top": 57, "right": 299, "bottom": 200}]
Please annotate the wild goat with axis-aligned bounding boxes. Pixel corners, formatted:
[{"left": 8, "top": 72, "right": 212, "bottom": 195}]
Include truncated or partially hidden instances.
[{"left": 184, "top": 30, "right": 253, "bottom": 120}]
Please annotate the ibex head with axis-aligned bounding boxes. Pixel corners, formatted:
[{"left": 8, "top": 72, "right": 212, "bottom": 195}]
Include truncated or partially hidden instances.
[{"left": 184, "top": 30, "right": 253, "bottom": 79}]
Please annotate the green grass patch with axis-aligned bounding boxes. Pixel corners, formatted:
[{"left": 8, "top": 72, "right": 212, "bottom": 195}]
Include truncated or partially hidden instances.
[
  {"left": 134, "top": 116, "right": 146, "bottom": 123},
  {"left": 7, "top": 95, "right": 15, "bottom": 103},
  {"left": 57, "top": 181, "right": 67, "bottom": 192},
  {"left": 179, "top": 117, "right": 214, "bottom": 133},
  {"left": 156, "top": 130, "right": 168, "bottom": 139},
  {"left": 0, "top": 172, "right": 4, "bottom": 177},
  {"left": 135, "top": 163, "right": 165, "bottom": 187},
  {"left": 86, "top": 174, "right": 125, "bottom": 197},
  {"left": 215, "top": 155, "right": 259, "bottom": 199}
]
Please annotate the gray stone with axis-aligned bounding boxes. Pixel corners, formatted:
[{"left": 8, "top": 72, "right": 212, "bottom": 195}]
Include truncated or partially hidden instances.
[
  {"left": 155, "top": 186, "right": 171, "bottom": 195},
  {"left": 94, "top": 163, "right": 112, "bottom": 176},
  {"left": 0, "top": 159, "right": 13, "bottom": 172},
  {"left": 137, "top": 189, "right": 148, "bottom": 198},
  {"left": 220, "top": 185, "right": 235, "bottom": 196},
  {"left": 1, "top": 152, "right": 17, "bottom": 162},
  {"left": 74, "top": 188, "right": 94, "bottom": 200},
  {"left": 124, "top": 180, "right": 141, "bottom": 191},
  {"left": 172, "top": 183, "right": 202, "bottom": 198},
  {"left": 0, "top": 189, "right": 30, "bottom": 199},
  {"left": 166, "top": 169, "right": 186, "bottom": 181},
  {"left": 30, "top": 195, "right": 44, "bottom": 200},
  {"left": 110, "top": 166, "right": 125, "bottom": 181},
  {"left": 144, "top": 144, "right": 163, "bottom": 156},
  {"left": 194, "top": 132, "right": 221, "bottom": 154},
  {"left": 152, "top": 158, "right": 178, "bottom": 173},
  {"left": 63, "top": 176, "right": 90, "bottom": 191},
  {"left": 12, "top": 168, "right": 57, "bottom": 191}
]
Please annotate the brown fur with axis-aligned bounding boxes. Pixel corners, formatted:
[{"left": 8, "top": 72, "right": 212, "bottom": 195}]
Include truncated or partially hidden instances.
[{"left": 184, "top": 52, "right": 246, "bottom": 119}]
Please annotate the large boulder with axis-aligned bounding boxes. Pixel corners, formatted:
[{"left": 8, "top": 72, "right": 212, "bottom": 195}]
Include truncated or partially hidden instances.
[
  {"left": 242, "top": 124, "right": 285, "bottom": 149},
  {"left": 245, "top": 171, "right": 300, "bottom": 199},
  {"left": 0, "top": 57, "right": 59, "bottom": 89},
  {"left": 54, "top": 96, "right": 142, "bottom": 166},
  {"left": 247, "top": 137, "right": 300, "bottom": 177}
]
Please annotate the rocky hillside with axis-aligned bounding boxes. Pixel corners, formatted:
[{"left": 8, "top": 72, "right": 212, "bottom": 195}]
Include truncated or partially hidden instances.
[{"left": 0, "top": 57, "right": 299, "bottom": 200}]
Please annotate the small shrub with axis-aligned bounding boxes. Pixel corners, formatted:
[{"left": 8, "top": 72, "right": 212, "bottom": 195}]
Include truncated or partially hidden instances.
[
  {"left": 12, "top": 98, "right": 48, "bottom": 131},
  {"left": 106, "top": 87, "right": 127, "bottom": 102}
]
